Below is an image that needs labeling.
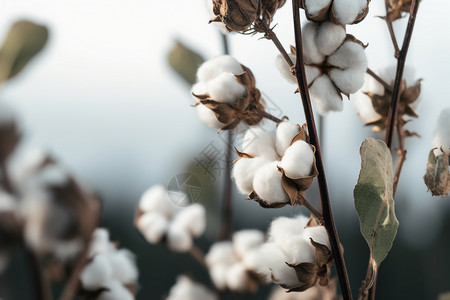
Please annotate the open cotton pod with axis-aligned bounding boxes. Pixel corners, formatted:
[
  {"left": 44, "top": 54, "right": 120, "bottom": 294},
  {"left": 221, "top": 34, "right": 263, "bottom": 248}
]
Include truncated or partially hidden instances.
[{"left": 301, "top": 0, "right": 370, "bottom": 25}]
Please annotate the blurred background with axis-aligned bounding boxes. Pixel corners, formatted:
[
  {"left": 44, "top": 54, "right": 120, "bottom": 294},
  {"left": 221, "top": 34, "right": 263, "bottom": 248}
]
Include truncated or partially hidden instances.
[{"left": 0, "top": 0, "right": 449, "bottom": 299}]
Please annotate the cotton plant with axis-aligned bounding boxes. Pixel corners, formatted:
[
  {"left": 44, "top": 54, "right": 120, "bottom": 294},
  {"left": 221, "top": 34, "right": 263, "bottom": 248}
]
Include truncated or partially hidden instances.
[
  {"left": 135, "top": 185, "right": 206, "bottom": 252},
  {"left": 80, "top": 228, "right": 139, "bottom": 300},
  {"left": 167, "top": 275, "right": 218, "bottom": 300}
]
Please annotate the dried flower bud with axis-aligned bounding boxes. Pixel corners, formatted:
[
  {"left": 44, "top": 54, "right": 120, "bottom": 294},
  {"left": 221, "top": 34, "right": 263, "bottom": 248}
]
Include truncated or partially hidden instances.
[{"left": 210, "top": 0, "right": 261, "bottom": 32}]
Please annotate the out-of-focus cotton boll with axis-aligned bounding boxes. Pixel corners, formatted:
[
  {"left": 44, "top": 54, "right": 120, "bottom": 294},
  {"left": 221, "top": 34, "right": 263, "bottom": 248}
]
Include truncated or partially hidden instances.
[
  {"left": 206, "top": 241, "right": 236, "bottom": 267},
  {"left": 206, "top": 72, "right": 246, "bottom": 104},
  {"left": 108, "top": 249, "right": 139, "bottom": 285},
  {"left": 304, "top": 0, "right": 332, "bottom": 16},
  {"left": 171, "top": 204, "right": 206, "bottom": 237},
  {"left": 226, "top": 263, "right": 251, "bottom": 292},
  {"left": 316, "top": 22, "right": 346, "bottom": 56},
  {"left": 302, "top": 22, "right": 325, "bottom": 65},
  {"left": 280, "top": 141, "right": 315, "bottom": 178},
  {"left": 242, "top": 127, "right": 279, "bottom": 160},
  {"left": 309, "top": 75, "right": 343, "bottom": 115},
  {"left": 232, "top": 156, "right": 270, "bottom": 195},
  {"left": 168, "top": 275, "right": 219, "bottom": 300},
  {"left": 333, "top": 0, "right": 368, "bottom": 24},
  {"left": 432, "top": 108, "right": 450, "bottom": 155},
  {"left": 136, "top": 211, "right": 169, "bottom": 244},
  {"left": 196, "top": 104, "right": 224, "bottom": 129},
  {"left": 329, "top": 68, "right": 366, "bottom": 94},
  {"left": 0, "top": 190, "right": 17, "bottom": 212},
  {"left": 196, "top": 55, "right": 244, "bottom": 83},
  {"left": 275, "top": 54, "right": 297, "bottom": 84},
  {"left": 232, "top": 230, "right": 265, "bottom": 259},
  {"left": 138, "top": 185, "right": 174, "bottom": 218},
  {"left": 80, "top": 255, "right": 113, "bottom": 291},
  {"left": 252, "top": 161, "right": 289, "bottom": 204},
  {"left": 275, "top": 121, "right": 300, "bottom": 157},
  {"left": 327, "top": 40, "right": 367, "bottom": 71},
  {"left": 209, "top": 264, "right": 228, "bottom": 290},
  {"left": 89, "top": 228, "right": 115, "bottom": 257},
  {"left": 167, "top": 223, "right": 193, "bottom": 252},
  {"left": 98, "top": 280, "right": 134, "bottom": 300},
  {"left": 268, "top": 215, "right": 309, "bottom": 245}
]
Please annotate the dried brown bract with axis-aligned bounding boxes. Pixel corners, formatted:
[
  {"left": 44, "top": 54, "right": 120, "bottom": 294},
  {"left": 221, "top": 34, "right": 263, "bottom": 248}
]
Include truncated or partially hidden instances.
[
  {"left": 424, "top": 148, "right": 450, "bottom": 197},
  {"left": 210, "top": 0, "right": 261, "bottom": 32},
  {"left": 387, "top": 0, "right": 419, "bottom": 21}
]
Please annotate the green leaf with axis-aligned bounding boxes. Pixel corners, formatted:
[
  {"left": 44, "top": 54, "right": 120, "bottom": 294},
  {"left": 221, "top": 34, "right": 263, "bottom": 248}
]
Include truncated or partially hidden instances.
[
  {"left": 0, "top": 20, "right": 49, "bottom": 83},
  {"left": 354, "top": 138, "right": 399, "bottom": 272},
  {"left": 423, "top": 149, "right": 449, "bottom": 196},
  {"left": 167, "top": 40, "right": 204, "bottom": 85}
]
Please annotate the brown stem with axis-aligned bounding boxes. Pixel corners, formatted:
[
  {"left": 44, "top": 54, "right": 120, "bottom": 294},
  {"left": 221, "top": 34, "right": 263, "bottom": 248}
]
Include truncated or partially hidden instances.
[
  {"left": 189, "top": 245, "right": 208, "bottom": 269},
  {"left": 0, "top": 160, "right": 13, "bottom": 193},
  {"left": 392, "top": 124, "right": 407, "bottom": 197},
  {"left": 291, "top": 2, "right": 352, "bottom": 299},
  {"left": 366, "top": 68, "right": 393, "bottom": 93},
  {"left": 254, "top": 107, "right": 283, "bottom": 123},
  {"left": 298, "top": 194, "right": 322, "bottom": 220},
  {"left": 384, "top": 0, "right": 401, "bottom": 58},
  {"left": 264, "top": 26, "right": 294, "bottom": 67},
  {"left": 385, "top": 0, "right": 420, "bottom": 149},
  {"left": 26, "top": 250, "right": 51, "bottom": 300}
]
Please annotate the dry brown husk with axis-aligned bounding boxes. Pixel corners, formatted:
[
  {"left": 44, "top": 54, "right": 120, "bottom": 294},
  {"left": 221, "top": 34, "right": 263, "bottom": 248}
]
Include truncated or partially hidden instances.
[
  {"left": 210, "top": 0, "right": 261, "bottom": 31},
  {"left": 386, "top": 0, "right": 419, "bottom": 21}
]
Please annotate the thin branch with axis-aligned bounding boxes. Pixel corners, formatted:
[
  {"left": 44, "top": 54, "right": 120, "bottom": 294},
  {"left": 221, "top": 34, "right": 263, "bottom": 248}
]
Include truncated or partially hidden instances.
[
  {"left": 384, "top": 0, "right": 401, "bottom": 58},
  {"left": 254, "top": 107, "right": 283, "bottom": 123},
  {"left": 189, "top": 245, "right": 208, "bottom": 269},
  {"left": 298, "top": 194, "right": 322, "bottom": 220},
  {"left": 392, "top": 124, "right": 407, "bottom": 197},
  {"left": 26, "top": 250, "right": 51, "bottom": 300},
  {"left": 291, "top": 2, "right": 352, "bottom": 299},
  {"left": 385, "top": 0, "right": 420, "bottom": 149},
  {"left": 366, "top": 68, "right": 393, "bottom": 93},
  {"left": 264, "top": 26, "right": 294, "bottom": 67}
]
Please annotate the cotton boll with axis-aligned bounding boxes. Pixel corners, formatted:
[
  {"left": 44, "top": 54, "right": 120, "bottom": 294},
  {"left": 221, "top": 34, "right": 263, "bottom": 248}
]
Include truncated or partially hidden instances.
[
  {"left": 329, "top": 68, "right": 366, "bottom": 94},
  {"left": 168, "top": 275, "right": 218, "bottom": 300},
  {"left": 226, "top": 263, "right": 250, "bottom": 292},
  {"left": 98, "top": 280, "right": 134, "bottom": 300},
  {"left": 275, "top": 54, "right": 297, "bottom": 84},
  {"left": 275, "top": 121, "right": 301, "bottom": 157},
  {"left": 280, "top": 140, "right": 315, "bottom": 178},
  {"left": 197, "top": 55, "right": 244, "bottom": 83},
  {"left": 232, "top": 157, "right": 270, "bottom": 194},
  {"left": 191, "top": 82, "right": 208, "bottom": 99},
  {"left": 108, "top": 249, "right": 138, "bottom": 285},
  {"left": 167, "top": 224, "right": 193, "bottom": 252},
  {"left": 206, "top": 72, "right": 247, "bottom": 104},
  {"left": 309, "top": 75, "right": 343, "bottom": 115},
  {"left": 303, "top": 226, "right": 331, "bottom": 249},
  {"left": 171, "top": 204, "right": 206, "bottom": 237},
  {"left": 327, "top": 41, "right": 367, "bottom": 71},
  {"left": 304, "top": 0, "right": 332, "bottom": 17},
  {"left": 332, "top": 0, "right": 367, "bottom": 24},
  {"left": 268, "top": 215, "right": 310, "bottom": 245},
  {"left": 139, "top": 185, "right": 174, "bottom": 217},
  {"left": 302, "top": 22, "right": 325, "bottom": 65},
  {"left": 89, "top": 228, "right": 115, "bottom": 257},
  {"left": 305, "top": 65, "right": 322, "bottom": 85},
  {"left": 316, "top": 22, "right": 346, "bottom": 56},
  {"left": 352, "top": 93, "right": 381, "bottom": 123},
  {"left": 232, "top": 230, "right": 265, "bottom": 259},
  {"left": 80, "top": 255, "right": 113, "bottom": 290},
  {"left": 282, "top": 235, "right": 316, "bottom": 265},
  {"left": 209, "top": 264, "right": 228, "bottom": 290},
  {"left": 242, "top": 127, "right": 279, "bottom": 160},
  {"left": 206, "top": 241, "right": 237, "bottom": 267},
  {"left": 432, "top": 108, "right": 450, "bottom": 155},
  {"left": 136, "top": 212, "right": 169, "bottom": 244},
  {"left": 252, "top": 161, "right": 289, "bottom": 204},
  {"left": 196, "top": 103, "right": 224, "bottom": 129}
]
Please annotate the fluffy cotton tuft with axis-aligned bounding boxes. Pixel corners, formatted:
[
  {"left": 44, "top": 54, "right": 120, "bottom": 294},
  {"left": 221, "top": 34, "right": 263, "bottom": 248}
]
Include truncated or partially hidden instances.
[
  {"left": 275, "top": 54, "right": 297, "bottom": 84},
  {"left": 196, "top": 55, "right": 244, "bottom": 83},
  {"left": 232, "top": 229, "right": 265, "bottom": 259},
  {"left": 316, "top": 22, "right": 346, "bottom": 56},
  {"left": 275, "top": 121, "right": 301, "bottom": 157},
  {"left": 206, "top": 241, "right": 236, "bottom": 267},
  {"left": 268, "top": 215, "right": 309, "bottom": 246},
  {"left": 252, "top": 161, "right": 289, "bottom": 204},
  {"left": 232, "top": 157, "right": 270, "bottom": 195},
  {"left": 80, "top": 255, "right": 113, "bottom": 291},
  {"left": 242, "top": 127, "right": 279, "bottom": 160},
  {"left": 304, "top": 0, "right": 332, "bottom": 16},
  {"left": 108, "top": 249, "right": 139, "bottom": 285},
  {"left": 98, "top": 280, "right": 134, "bottom": 300},
  {"left": 171, "top": 204, "right": 206, "bottom": 237},
  {"left": 136, "top": 211, "right": 169, "bottom": 244},
  {"left": 302, "top": 22, "right": 325, "bottom": 65},
  {"left": 196, "top": 104, "right": 224, "bottom": 129},
  {"left": 206, "top": 72, "right": 246, "bottom": 104},
  {"left": 305, "top": 65, "right": 322, "bottom": 85},
  {"left": 432, "top": 108, "right": 450, "bottom": 155},
  {"left": 309, "top": 75, "right": 343, "bottom": 115},
  {"left": 225, "top": 263, "right": 250, "bottom": 292},
  {"left": 327, "top": 40, "right": 367, "bottom": 71},
  {"left": 329, "top": 68, "right": 366, "bottom": 94},
  {"left": 168, "top": 275, "right": 218, "bottom": 300},
  {"left": 332, "top": 0, "right": 368, "bottom": 24},
  {"left": 167, "top": 224, "right": 193, "bottom": 252},
  {"left": 139, "top": 185, "right": 174, "bottom": 217},
  {"left": 280, "top": 141, "right": 315, "bottom": 178}
]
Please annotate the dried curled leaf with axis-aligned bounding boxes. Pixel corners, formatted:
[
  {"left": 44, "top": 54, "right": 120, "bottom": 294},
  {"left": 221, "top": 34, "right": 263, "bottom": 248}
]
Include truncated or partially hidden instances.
[
  {"left": 423, "top": 148, "right": 450, "bottom": 196},
  {"left": 167, "top": 40, "right": 204, "bottom": 85},
  {"left": 210, "top": 0, "right": 261, "bottom": 32}
]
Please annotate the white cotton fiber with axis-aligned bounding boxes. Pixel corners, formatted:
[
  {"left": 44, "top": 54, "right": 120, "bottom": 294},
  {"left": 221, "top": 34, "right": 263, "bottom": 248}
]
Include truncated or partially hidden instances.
[
  {"left": 137, "top": 212, "right": 169, "bottom": 244},
  {"left": 268, "top": 215, "right": 309, "bottom": 246},
  {"left": 303, "top": 226, "right": 331, "bottom": 249},
  {"left": 108, "top": 249, "right": 138, "bottom": 285},
  {"left": 275, "top": 54, "right": 297, "bottom": 84},
  {"left": 305, "top": 65, "right": 322, "bottom": 85},
  {"left": 332, "top": 0, "right": 367, "bottom": 24},
  {"left": 89, "top": 228, "right": 115, "bottom": 257},
  {"left": 0, "top": 190, "right": 16, "bottom": 212},
  {"left": 171, "top": 204, "right": 206, "bottom": 237},
  {"left": 252, "top": 161, "right": 289, "bottom": 204},
  {"left": 0, "top": 101, "right": 15, "bottom": 125},
  {"left": 98, "top": 280, "right": 134, "bottom": 300},
  {"left": 281, "top": 235, "right": 316, "bottom": 265},
  {"left": 168, "top": 275, "right": 218, "bottom": 300},
  {"left": 225, "top": 263, "right": 249, "bottom": 292},
  {"left": 196, "top": 103, "right": 224, "bottom": 129},
  {"left": 196, "top": 55, "right": 244, "bottom": 83},
  {"left": 242, "top": 127, "right": 279, "bottom": 160},
  {"left": 352, "top": 93, "right": 381, "bottom": 123},
  {"left": 280, "top": 140, "right": 315, "bottom": 178},
  {"left": 191, "top": 81, "right": 208, "bottom": 98},
  {"left": 309, "top": 75, "right": 343, "bottom": 115},
  {"left": 329, "top": 68, "right": 366, "bottom": 94},
  {"left": 139, "top": 185, "right": 174, "bottom": 217},
  {"left": 327, "top": 40, "right": 367, "bottom": 71},
  {"left": 232, "top": 229, "right": 265, "bottom": 259},
  {"left": 232, "top": 156, "right": 270, "bottom": 195},
  {"left": 206, "top": 241, "right": 237, "bottom": 267},
  {"left": 302, "top": 22, "right": 325, "bottom": 65},
  {"left": 304, "top": 0, "right": 332, "bottom": 17},
  {"left": 275, "top": 121, "right": 300, "bottom": 157},
  {"left": 316, "top": 22, "right": 346, "bottom": 56},
  {"left": 206, "top": 72, "right": 247, "bottom": 104},
  {"left": 167, "top": 223, "right": 193, "bottom": 253},
  {"left": 209, "top": 264, "right": 228, "bottom": 290},
  {"left": 432, "top": 108, "right": 450, "bottom": 155},
  {"left": 80, "top": 255, "right": 112, "bottom": 290}
]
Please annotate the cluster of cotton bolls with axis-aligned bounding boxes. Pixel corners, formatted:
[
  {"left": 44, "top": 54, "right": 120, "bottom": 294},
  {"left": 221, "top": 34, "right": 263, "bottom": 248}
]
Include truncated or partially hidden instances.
[
  {"left": 432, "top": 108, "right": 450, "bottom": 156},
  {"left": 233, "top": 121, "right": 315, "bottom": 206},
  {"left": 302, "top": 0, "right": 369, "bottom": 24},
  {"left": 276, "top": 21, "right": 367, "bottom": 115},
  {"left": 136, "top": 185, "right": 206, "bottom": 252},
  {"left": 205, "top": 229, "right": 265, "bottom": 293},
  {"left": 244, "top": 215, "right": 330, "bottom": 290},
  {"left": 192, "top": 55, "right": 246, "bottom": 128},
  {"left": 80, "top": 229, "right": 138, "bottom": 300},
  {"left": 167, "top": 275, "right": 218, "bottom": 300}
]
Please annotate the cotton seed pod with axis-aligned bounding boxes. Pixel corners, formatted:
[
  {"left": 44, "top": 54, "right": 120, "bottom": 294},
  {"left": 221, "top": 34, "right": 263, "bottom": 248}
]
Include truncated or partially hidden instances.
[
  {"left": 301, "top": 0, "right": 370, "bottom": 25},
  {"left": 210, "top": 0, "right": 261, "bottom": 32}
]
